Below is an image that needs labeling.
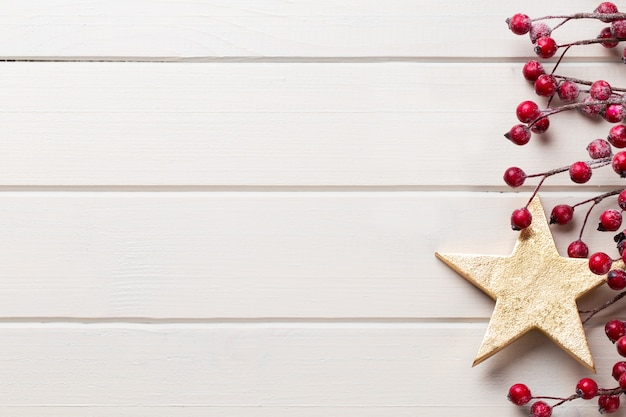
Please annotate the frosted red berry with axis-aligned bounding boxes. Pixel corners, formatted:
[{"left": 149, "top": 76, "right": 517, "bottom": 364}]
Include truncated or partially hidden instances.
[
  {"left": 606, "top": 319, "right": 626, "bottom": 342},
  {"left": 508, "top": 383, "right": 532, "bottom": 406},
  {"left": 604, "top": 104, "right": 626, "bottom": 123},
  {"left": 576, "top": 377, "right": 598, "bottom": 399},
  {"left": 569, "top": 161, "right": 592, "bottom": 183},
  {"left": 506, "top": 124, "right": 531, "bottom": 145},
  {"left": 530, "top": 401, "right": 552, "bottom": 417},
  {"left": 534, "top": 37, "right": 558, "bottom": 59},
  {"left": 599, "top": 26, "right": 619, "bottom": 48},
  {"left": 609, "top": 125, "right": 626, "bottom": 147},
  {"left": 503, "top": 167, "right": 526, "bottom": 187},
  {"left": 618, "top": 190, "right": 626, "bottom": 209},
  {"left": 535, "top": 74, "right": 558, "bottom": 97},
  {"left": 599, "top": 209, "right": 623, "bottom": 231},
  {"left": 580, "top": 96, "right": 604, "bottom": 118},
  {"left": 612, "top": 19, "right": 626, "bottom": 38},
  {"left": 516, "top": 100, "right": 541, "bottom": 123},
  {"left": 522, "top": 60, "right": 545, "bottom": 81},
  {"left": 511, "top": 207, "right": 532, "bottom": 230},
  {"left": 591, "top": 80, "right": 613, "bottom": 100},
  {"left": 530, "top": 117, "right": 550, "bottom": 134},
  {"left": 557, "top": 80, "right": 579, "bottom": 102},
  {"left": 607, "top": 269, "right": 626, "bottom": 290},
  {"left": 587, "top": 138, "right": 612, "bottom": 159},
  {"left": 589, "top": 252, "right": 612, "bottom": 274},
  {"left": 507, "top": 14, "right": 532, "bottom": 35},
  {"left": 550, "top": 204, "right": 574, "bottom": 225},
  {"left": 596, "top": 2, "right": 619, "bottom": 20},
  {"left": 613, "top": 152, "right": 626, "bottom": 176},
  {"left": 613, "top": 361, "right": 626, "bottom": 380},
  {"left": 530, "top": 23, "right": 552, "bottom": 44},
  {"left": 599, "top": 395, "right": 621, "bottom": 414},
  {"left": 568, "top": 240, "right": 589, "bottom": 258}
]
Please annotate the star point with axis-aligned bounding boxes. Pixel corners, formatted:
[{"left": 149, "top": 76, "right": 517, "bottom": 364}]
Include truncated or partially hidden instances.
[{"left": 436, "top": 196, "right": 607, "bottom": 371}]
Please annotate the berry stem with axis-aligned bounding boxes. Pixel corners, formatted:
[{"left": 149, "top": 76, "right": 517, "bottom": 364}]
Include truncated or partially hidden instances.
[
  {"left": 559, "top": 37, "right": 626, "bottom": 48},
  {"left": 581, "top": 290, "right": 626, "bottom": 323},
  {"left": 533, "top": 13, "right": 626, "bottom": 23},
  {"left": 552, "top": 75, "right": 626, "bottom": 93}
]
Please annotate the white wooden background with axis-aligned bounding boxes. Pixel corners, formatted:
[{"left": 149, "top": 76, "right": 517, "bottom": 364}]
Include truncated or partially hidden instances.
[{"left": 3, "top": 1, "right": 626, "bottom": 416}]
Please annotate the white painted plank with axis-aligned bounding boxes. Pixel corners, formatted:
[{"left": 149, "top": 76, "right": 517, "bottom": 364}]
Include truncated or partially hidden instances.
[
  {"left": 0, "top": 407, "right": 533, "bottom": 417},
  {"left": 0, "top": 191, "right": 619, "bottom": 319},
  {"left": 0, "top": 323, "right": 612, "bottom": 416},
  {"left": 1, "top": 62, "right": 626, "bottom": 187},
  {"left": 0, "top": 0, "right": 615, "bottom": 59}
]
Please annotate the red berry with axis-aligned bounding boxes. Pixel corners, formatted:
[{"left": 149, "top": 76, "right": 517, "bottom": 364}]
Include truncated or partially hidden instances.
[
  {"left": 523, "top": 60, "right": 545, "bottom": 81},
  {"left": 613, "top": 19, "right": 626, "bottom": 38},
  {"left": 516, "top": 100, "right": 541, "bottom": 123},
  {"left": 591, "top": 80, "right": 613, "bottom": 100},
  {"left": 535, "top": 37, "right": 558, "bottom": 59},
  {"left": 530, "top": 23, "right": 552, "bottom": 44},
  {"left": 599, "top": 209, "right": 623, "bottom": 231},
  {"left": 606, "top": 319, "right": 626, "bottom": 342},
  {"left": 557, "top": 80, "right": 579, "bottom": 102},
  {"left": 576, "top": 377, "right": 598, "bottom": 399},
  {"left": 507, "top": 13, "right": 532, "bottom": 35},
  {"left": 618, "top": 190, "right": 626, "bottom": 209},
  {"left": 506, "top": 124, "right": 531, "bottom": 145},
  {"left": 587, "top": 138, "right": 612, "bottom": 159},
  {"left": 608, "top": 269, "right": 626, "bottom": 289},
  {"left": 613, "top": 152, "right": 626, "bottom": 176},
  {"left": 596, "top": 2, "right": 619, "bottom": 19},
  {"left": 530, "top": 401, "right": 552, "bottom": 417},
  {"left": 613, "top": 361, "right": 626, "bottom": 380},
  {"left": 511, "top": 207, "right": 532, "bottom": 230},
  {"left": 609, "top": 125, "right": 626, "bottom": 147},
  {"left": 503, "top": 167, "right": 526, "bottom": 187},
  {"left": 534, "top": 74, "right": 558, "bottom": 97},
  {"left": 589, "top": 252, "right": 612, "bottom": 274},
  {"left": 619, "top": 372, "right": 626, "bottom": 390},
  {"left": 568, "top": 240, "right": 589, "bottom": 258},
  {"left": 599, "top": 27, "right": 619, "bottom": 48},
  {"left": 604, "top": 104, "right": 626, "bottom": 123},
  {"left": 618, "top": 336, "right": 626, "bottom": 356},
  {"left": 530, "top": 117, "right": 549, "bottom": 134},
  {"left": 550, "top": 204, "right": 574, "bottom": 225},
  {"left": 569, "top": 161, "right": 592, "bottom": 183},
  {"left": 599, "top": 395, "right": 621, "bottom": 413},
  {"left": 508, "top": 383, "right": 532, "bottom": 406},
  {"left": 580, "top": 96, "right": 604, "bottom": 118}
]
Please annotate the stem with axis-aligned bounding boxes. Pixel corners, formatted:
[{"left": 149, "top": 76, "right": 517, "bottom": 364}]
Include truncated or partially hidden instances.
[
  {"left": 559, "top": 37, "right": 626, "bottom": 48},
  {"left": 533, "top": 13, "right": 626, "bottom": 22},
  {"left": 552, "top": 75, "right": 626, "bottom": 93},
  {"left": 525, "top": 97, "right": 626, "bottom": 129},
  {"left": 581, "top": 291, "right": 626, "bottom": 323}
]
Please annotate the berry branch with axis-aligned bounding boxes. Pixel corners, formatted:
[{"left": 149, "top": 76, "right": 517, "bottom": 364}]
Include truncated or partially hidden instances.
[{"left": 504, "top": 3, "right": 626, "bottom": 416}]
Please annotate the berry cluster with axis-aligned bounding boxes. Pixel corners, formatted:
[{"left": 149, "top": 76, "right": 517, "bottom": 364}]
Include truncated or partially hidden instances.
[
  {"left": 504, "top": 4, "right": 626, "bottom": 415},
  {"left": 507, "top": 319, "right": 626, "bottom": 415},
  {"left": 505, "top": 4, "right": 626, "bottom": 279}
]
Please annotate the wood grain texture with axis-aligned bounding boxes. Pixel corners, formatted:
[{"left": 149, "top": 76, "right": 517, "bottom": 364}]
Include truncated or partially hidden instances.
[
  {"left": 0, "top": 0, "right": 614, "bottom": 59},
  {"left": 0, "top": 323, "right": 612, "bottom": 417},
  {"left": 1, "top": 62, "right": 626, "bottom": 187},
  {"left": 0, "top": 191, "right": 618, "bottom": 320}
]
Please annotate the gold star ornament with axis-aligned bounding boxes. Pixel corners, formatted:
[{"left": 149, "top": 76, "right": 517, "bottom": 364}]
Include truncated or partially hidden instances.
[{"left": 436, "top": 196, "right": 607, "bottom": 371}]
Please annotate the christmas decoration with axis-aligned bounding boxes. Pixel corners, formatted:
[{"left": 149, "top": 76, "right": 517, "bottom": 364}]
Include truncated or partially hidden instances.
[
  {"left": 436, "top": 197, "right": 607, "bottom": 371},
  {"left": 438, "top": 2, "right": 626, "bottom": 415}
]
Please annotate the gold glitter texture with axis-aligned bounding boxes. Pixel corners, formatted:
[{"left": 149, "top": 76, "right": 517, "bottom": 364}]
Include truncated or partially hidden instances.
[{"left": 436, "top": 197, "right": 606, "bottom": 371}]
